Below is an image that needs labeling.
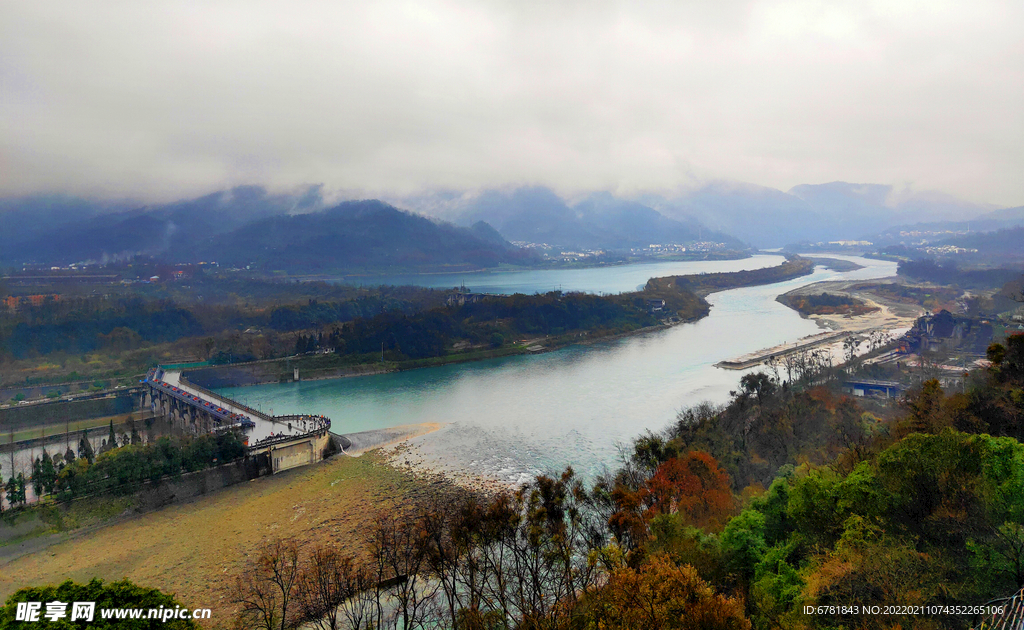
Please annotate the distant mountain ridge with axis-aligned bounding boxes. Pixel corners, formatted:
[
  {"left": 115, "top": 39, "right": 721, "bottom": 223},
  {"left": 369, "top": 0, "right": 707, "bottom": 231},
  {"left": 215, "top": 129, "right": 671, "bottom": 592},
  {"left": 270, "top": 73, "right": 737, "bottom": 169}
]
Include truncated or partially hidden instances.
[
  {"left": 1, "top": 181, "right": 1017, "bottom": 267},
  {"left": 864, "top": 206, "right": 1024, "bottom": 247},
  {"left": 0, "top": 185, "right": 326, "bottom": 265},
  {"left": 198, "top": 200, "right": 532, "bottom": 273},
  {"left": 0, "top": 191, "right": 529, "bottom": 274},
  {"left": 422, "top": 186, "right": 746, "bottom": 250},
  {"left": 642, "top": 181, "right": 998, "bottom": 248}
]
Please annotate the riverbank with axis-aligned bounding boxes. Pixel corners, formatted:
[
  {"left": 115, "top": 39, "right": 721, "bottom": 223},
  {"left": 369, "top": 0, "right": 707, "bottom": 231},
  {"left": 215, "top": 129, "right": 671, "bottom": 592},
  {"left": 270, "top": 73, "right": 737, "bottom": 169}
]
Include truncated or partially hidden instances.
[
  {"left": 0, "top": 450, "right": 463, "bottom": 627},
  {"left": 182, "top": 258, "right": 827, "bottom": 391},
  {"left": 186, "top": 320, "right": 683, "bottom": 390},
  {"left": 645, "top": 256, "right": 815, "bottom": 299},
  {"left": 340, "top": 422, "right": 445, "bottom": 455},
  {"left": 0, "top": 410, "right": 153, "bottom": 451}
]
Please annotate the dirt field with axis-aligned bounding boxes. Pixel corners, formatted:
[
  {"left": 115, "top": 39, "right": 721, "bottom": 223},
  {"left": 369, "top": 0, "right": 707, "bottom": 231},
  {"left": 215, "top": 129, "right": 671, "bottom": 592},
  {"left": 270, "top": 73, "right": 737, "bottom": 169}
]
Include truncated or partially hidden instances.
[{"left": 0, "top": 451, "right": 444, "bottom": 627}]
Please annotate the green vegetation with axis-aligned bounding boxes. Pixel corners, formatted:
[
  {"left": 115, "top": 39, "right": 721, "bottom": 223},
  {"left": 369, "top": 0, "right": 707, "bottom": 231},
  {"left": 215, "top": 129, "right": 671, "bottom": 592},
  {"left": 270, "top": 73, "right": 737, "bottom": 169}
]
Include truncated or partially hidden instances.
[
  {"left": 0, "top": 578, "right": 200, "bottom": 629},
  {"left": 646, "top": 256, "right": 815, "bottom": 297},
  {"left": 227, "top": 333, "right": 1024, "bottom": 630},
  {"left": 1, "top": 258, "right": 817, "bottom": 392},
  {"left": 2, "top": 430, "right": 249, "bottom": 508}
]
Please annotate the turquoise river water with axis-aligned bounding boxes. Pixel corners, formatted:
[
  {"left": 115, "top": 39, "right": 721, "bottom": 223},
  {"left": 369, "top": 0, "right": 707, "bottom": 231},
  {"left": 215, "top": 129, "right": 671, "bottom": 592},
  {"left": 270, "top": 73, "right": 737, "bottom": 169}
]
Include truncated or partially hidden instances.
[{"left": 218, "top": 255, "right": 898, "bottom": 483}]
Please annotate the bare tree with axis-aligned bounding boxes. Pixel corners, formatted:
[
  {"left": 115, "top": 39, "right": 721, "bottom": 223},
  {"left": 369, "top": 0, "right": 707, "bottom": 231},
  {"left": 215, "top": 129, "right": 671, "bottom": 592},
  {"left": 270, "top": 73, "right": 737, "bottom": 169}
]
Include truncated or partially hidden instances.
[
  {"left": 295, "top": 545, "right": 350, "bottom": 630},
  {"left": 369, "top": 511, "right": 439, "bottom": 630},
  {"left": 234, "top": 539, "right": 302, "bottom": 630}
]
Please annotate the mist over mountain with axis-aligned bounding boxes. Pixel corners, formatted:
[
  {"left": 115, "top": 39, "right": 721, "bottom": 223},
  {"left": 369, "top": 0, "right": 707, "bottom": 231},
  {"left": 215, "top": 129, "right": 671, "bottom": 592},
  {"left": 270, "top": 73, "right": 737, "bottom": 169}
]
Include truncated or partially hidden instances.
[
  {"left": 0, "top": 181, "right": 1016, "bottom": 268},
  {"left": 0, "top": 191, "right": 528, "bottom": 274},
  {"left": 640, "top": 183, "right": 816, "bottom": 248},
  {"left": 0, "top": 186, "right": 325, "bottom": 266},
  {"left": 866, "top": 206, "right": 1024, "bottom": 248},
  {"left": 408, "top": 186, "right": 746, "bottom": 250},
  {"left": 195, "top": 199, "right": 530, "bottom": 273},
  {"left": 638, "top": 181, "right": 998, "bottom": 248}
]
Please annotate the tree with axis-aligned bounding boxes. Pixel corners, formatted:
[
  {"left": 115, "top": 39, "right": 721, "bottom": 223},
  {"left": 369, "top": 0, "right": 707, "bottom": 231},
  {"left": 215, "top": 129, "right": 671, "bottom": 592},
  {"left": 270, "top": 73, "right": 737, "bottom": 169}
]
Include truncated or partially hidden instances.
[
  {"left": 904, "top": 379, "right": 951, "bottom": 434},
  {"left": 574, "top": 553, "right": 750, "bottom": 630},
  {"left": 103, "top": 419, "right": 118, "bottom": 454},
  {"left": 294, "top": 545, "right": 351, "bottom": 630},
  {"left": 0, "top": 577, "right": 200, "bottom": 629},
  {"left": 646, "top": 451, "right": 735, "bottom": 531},
  {"left": 79, "top": 428, "right": 95, "bottom": 464},
  {"left": 234, "top": 539, "right": 302, "bottom": 630},
  {"left": 368, "top": 511, "right": 438, "bottom": 630},
  {"left": 843, "top": 334, "right": 861, "bottom": 364},
  {"left": 41, "top": 454, "right": 55, "bottom": 496}
]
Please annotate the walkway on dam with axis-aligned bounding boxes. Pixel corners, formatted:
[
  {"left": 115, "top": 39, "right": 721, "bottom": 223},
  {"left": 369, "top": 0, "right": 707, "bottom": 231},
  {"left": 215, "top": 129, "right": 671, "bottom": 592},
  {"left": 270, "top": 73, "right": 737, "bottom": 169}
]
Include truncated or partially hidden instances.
[{"left": 153, "top": 369, "right": 312, "bottom": 443}]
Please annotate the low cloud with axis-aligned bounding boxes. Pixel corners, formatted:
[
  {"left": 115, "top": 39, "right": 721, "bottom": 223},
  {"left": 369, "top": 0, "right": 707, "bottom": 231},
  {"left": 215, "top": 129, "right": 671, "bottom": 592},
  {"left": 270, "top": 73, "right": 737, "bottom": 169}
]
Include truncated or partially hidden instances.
[{"left": 1, "top": 0, "right": 1021, "bottom": 205}]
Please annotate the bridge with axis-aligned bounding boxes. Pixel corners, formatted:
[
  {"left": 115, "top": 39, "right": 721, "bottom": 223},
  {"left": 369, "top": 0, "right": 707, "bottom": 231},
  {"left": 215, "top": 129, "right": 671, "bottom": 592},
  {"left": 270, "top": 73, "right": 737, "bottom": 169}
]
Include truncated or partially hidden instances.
[{"left": 140, "top": 367, "right": 334, "bottom": 473}]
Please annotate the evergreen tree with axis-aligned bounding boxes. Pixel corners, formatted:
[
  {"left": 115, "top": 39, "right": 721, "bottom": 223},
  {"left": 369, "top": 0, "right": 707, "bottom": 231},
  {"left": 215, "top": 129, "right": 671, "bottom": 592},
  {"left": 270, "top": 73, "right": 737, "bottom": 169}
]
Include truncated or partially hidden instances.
[
  {"left": 39, "top": 450, "right": 56, "bottom": 495},
  {"left": 107, "top": 419, "right": 117, "bottom": 450},
  {"left": 79, "top": 428, "right": 95, "bottom": 464},
  {"left": 31, "top": 457, "right": 43, "bottom": 497},
  {"left": 15, "top": 473, "right": 27, "bottom": 505},
  {"left": 4, "top": 475, "right": 17, "bottom": 507}
]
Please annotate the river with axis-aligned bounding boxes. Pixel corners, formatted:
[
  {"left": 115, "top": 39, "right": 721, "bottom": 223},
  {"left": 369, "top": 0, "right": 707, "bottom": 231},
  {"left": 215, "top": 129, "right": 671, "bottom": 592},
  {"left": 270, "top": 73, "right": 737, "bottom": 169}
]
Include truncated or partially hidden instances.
[
  {"left": 217, "top": 254, "right": 898, "bottom": 484},
  {"left": 338, "top": 256, "right": 781, "bottom": 295}
]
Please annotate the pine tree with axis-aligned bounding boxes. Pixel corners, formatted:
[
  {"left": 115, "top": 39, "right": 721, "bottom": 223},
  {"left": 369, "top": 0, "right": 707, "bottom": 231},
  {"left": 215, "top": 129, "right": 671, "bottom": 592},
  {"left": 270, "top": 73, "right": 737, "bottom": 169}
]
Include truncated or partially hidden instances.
[
  {"left": 32, "top": 457, "right": 43, "bottom": 497},
  {"left": 79, "top": 428, "right": 95, "bottom": 464},
  {"left": 5, "top": 474, "right": 18, "bottom": 507},
  {"left": 39, "top": 450, "right": 56, "bottom": 495},
  {"left": 16, "top": 473, "right": 27, "bottom": 505}
]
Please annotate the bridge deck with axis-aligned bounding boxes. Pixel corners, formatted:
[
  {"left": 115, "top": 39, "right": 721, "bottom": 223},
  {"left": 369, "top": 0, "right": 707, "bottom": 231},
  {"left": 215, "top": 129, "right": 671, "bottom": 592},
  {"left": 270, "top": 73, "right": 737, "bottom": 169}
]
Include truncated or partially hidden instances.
[{"left": 149, "top": 369, "right": 324, "bottom": 443}]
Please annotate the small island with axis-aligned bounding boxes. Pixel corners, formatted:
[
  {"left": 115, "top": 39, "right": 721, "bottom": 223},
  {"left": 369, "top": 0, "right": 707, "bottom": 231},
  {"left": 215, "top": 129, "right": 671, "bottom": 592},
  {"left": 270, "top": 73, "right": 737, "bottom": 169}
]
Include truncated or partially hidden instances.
[{"left": 777, "top": 292, "right": 880, "bottom": 317}]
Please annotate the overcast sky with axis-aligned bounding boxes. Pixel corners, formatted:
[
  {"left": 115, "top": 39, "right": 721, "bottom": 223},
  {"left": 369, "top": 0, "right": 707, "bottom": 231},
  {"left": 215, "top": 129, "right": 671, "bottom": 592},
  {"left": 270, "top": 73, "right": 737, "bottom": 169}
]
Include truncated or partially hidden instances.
[{"left": 1, "top": 0, "right": 1022, "bottom": 206}]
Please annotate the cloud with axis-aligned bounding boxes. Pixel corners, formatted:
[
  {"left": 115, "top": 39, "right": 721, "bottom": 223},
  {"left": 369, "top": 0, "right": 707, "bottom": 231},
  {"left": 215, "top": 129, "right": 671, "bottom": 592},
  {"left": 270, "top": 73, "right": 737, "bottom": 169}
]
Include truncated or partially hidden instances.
[{"left": 1, "top": 0, "right": 1021, "bottom": 205}]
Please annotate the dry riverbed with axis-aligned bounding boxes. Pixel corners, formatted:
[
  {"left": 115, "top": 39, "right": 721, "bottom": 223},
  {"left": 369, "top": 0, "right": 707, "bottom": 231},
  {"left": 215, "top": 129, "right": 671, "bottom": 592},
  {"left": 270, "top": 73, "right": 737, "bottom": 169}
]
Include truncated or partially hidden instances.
[{"left": 778, "top": 278, "right": 926, "bottom": 332}]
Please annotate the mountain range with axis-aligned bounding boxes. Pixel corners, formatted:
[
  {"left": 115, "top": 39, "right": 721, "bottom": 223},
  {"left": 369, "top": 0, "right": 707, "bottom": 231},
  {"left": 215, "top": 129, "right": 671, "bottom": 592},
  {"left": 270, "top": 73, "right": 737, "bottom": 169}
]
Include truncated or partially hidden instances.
[
  {"left": 441, "top": 187, "right": 744, "bottom": 250},
  {"left": 0, "top": 190, "right": 531, "bottom": 273},
  {"left": 1, "top": 181, "right": 1020, "bottom": 271}
]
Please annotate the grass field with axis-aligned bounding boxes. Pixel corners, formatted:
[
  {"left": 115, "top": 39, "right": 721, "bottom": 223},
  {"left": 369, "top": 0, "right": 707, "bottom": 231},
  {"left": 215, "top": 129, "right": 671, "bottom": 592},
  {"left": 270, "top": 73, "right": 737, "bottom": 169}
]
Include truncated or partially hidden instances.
[{"left": 0, "top": 452, "right": 435, "bottom": 627}]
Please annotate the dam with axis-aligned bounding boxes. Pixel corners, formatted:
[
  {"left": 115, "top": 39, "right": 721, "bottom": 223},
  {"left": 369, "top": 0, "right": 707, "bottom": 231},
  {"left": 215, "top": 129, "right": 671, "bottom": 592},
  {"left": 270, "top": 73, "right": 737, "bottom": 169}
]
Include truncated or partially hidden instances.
[{"left": 141, "top": 367, "right": 334, "bottom": 474}]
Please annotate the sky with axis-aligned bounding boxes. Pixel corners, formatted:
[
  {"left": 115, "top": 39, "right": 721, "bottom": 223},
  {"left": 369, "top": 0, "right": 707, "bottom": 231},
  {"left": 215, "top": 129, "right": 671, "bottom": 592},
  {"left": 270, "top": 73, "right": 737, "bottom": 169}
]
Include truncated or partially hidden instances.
[{"left": 1, "top": 0, "right": 1022, "bottom": 206}]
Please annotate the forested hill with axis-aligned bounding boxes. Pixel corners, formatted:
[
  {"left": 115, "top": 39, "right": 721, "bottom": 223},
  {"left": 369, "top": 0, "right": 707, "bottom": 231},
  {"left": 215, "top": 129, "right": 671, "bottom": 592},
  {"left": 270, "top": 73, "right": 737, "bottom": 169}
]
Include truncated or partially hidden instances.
[
  {"left": 0, "top": 192, "right": 534, "bottom": 274},
  {"left": 194, "top": 200, "right": 536, "bottom": 273}
]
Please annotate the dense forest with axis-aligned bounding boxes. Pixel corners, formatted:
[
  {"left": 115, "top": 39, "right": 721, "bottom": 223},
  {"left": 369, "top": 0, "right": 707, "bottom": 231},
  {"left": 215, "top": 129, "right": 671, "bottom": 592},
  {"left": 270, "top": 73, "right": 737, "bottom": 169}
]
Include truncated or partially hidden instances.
[
  {"left": 1, "top": 270, "right": 713, "bottom": 386},
  {"left": 0, "top": 578, "right": 200, "bottom": 629}
]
